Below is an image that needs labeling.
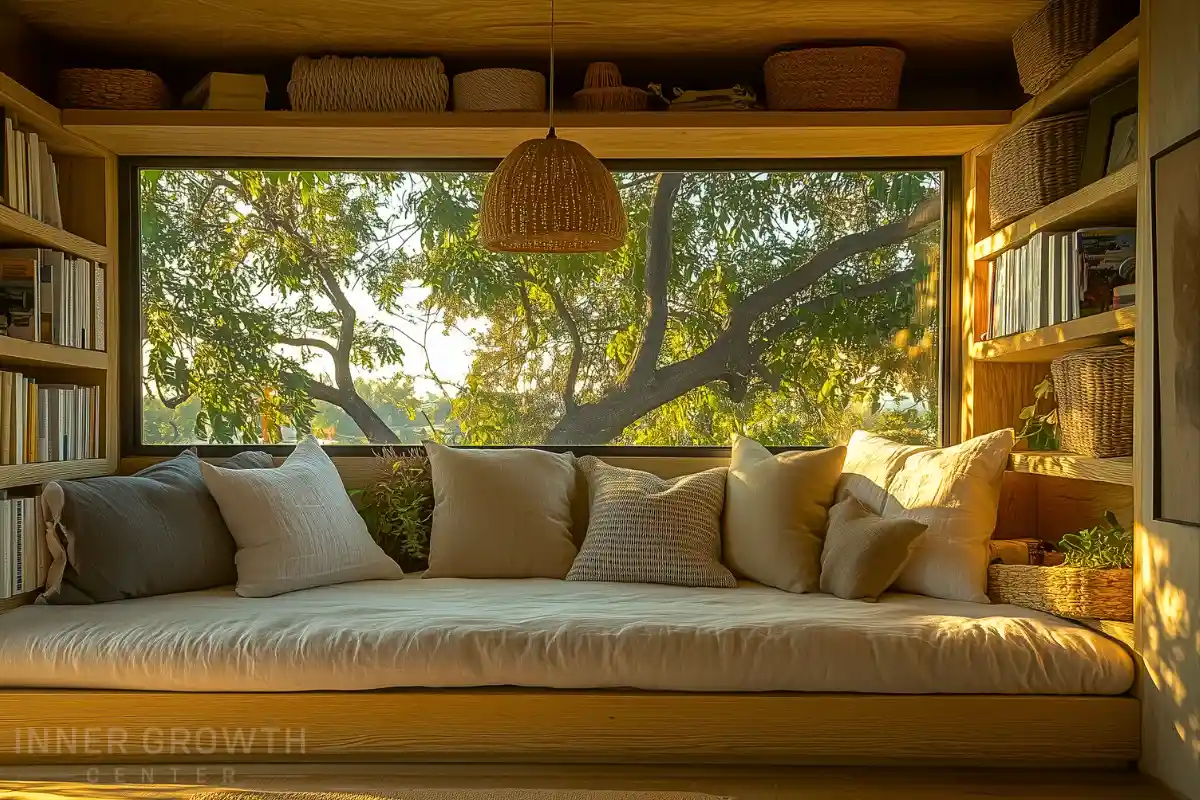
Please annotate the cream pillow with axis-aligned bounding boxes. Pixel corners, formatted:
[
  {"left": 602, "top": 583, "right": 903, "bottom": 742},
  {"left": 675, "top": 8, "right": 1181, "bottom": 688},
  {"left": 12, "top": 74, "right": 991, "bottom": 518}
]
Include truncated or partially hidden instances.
[
  {"left": 423, "top": 441, "right": 578, "bottom": 579},
  {"left": 837, "top": 430, "right": 930, "bottom": 514},
  {"left": 199, "top": 436, "right": 403, "bottom": 597},
  {"left": 820, "top": 495, "right": 927, "bottom": 601},
  {"left": 567, "top": 456, "right": 734, "bottom": 588},
  {"left": 885, "top": 429, "right": 1015, "bottom": 602},
  {"left": 723, "top": 436, "right": 846, "bottom": 593}
]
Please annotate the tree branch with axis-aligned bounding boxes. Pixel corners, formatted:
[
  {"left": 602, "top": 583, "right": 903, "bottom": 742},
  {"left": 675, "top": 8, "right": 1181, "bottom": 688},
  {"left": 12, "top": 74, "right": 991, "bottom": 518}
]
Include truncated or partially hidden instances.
[
  {"left": 515, "top": 276, "right": 540, "bottom": 348},
  {"left": 753, "top": 269, "right": 916, "bottom": 357},
  {"left": 279, "top": 336, "right": 339, "bottom": 358},
  {"left": 725, "top": 196, "right": 940, "bottom": 338},
  {"left": 543, "top": 278, "right": 584, "bottom": 411},
  {"left": 626, "top": 172, "right": 684, "bottom": 383}
]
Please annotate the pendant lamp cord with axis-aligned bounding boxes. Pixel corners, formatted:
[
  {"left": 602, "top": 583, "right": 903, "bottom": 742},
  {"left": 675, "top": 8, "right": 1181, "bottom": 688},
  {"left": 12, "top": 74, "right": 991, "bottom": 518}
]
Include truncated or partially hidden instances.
[{"left": 547, "top": 0, "right": 556, "bottom": 138}]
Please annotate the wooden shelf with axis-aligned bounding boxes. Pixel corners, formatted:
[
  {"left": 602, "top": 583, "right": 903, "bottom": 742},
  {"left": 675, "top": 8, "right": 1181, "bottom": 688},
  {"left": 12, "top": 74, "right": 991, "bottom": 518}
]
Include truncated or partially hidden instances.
[
  {"left": 0, "top": 203, "right": 111, "bottom": 262},
  {"left": 0, "top": 73, "right": 107, "bottom": 157},
  {"left": 61, "top": 109, "right": 1011, "bottom": 159},
  {"left": 0, "top": 337, "right": 108, "bottom": 371},
  {"left": 974, "top": 162, "right": 1138, "bottom": 261},
  {"left": 972, "top": 307, "right": 1136, "bottom": 362},
  {"left": 983, "top": 17, "right": 1140, "bottom": 150},
  {"left": 1009, "top": 451, "right": 1134, "bottom": 485},
  {"left": 0, "top": 458, "right": 109, "bottom": 490},
  {"left": 0, "top": 591, "right": 37, "bottom": 613}
]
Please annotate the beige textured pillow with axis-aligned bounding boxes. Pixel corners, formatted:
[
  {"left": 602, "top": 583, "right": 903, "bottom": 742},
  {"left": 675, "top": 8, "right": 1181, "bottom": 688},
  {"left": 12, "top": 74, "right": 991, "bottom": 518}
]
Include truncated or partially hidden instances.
[
  {"left": 567, "top": 456, "right": 734, "bottom": 588},
  {"left": 723, "top": 437, "right": 846, "bottom": 593},
  {"left": 885, "top": 428, "right": 1016, "bottom": 602},
  {"left": 837, "top": 430, "right": 930, "bottom": 514},
  {"left": 200, "top": 437, "right": 403, "bottom": 597},
  {"left": 423, "top": 441, "right": 578, "bottom": 579},
  {"left": 820, "top": 496, "right": 927, "bottom": 601}
]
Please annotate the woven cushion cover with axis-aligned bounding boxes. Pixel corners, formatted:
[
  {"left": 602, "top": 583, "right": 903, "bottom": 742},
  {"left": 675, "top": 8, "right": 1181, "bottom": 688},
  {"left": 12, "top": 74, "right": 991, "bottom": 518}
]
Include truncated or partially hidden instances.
[
  {"left": 568, "top": 456, "right": 734, "bottom": 588},
  {"left": 40, "top": 449, "right": 273, "bottom": 605}
]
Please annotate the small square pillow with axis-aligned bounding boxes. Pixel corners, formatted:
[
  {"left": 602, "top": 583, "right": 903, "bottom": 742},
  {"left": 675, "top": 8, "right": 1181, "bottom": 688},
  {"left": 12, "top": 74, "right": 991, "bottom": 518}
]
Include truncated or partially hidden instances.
[
  {"left": 884, "top": 428, "right": 1015, "bottom": 602},
  {"left": 200, "top": 436, "right": 403, "bottom": 597},
  {"left": 40, "top": 449, "right": 274, "bottom": 605},
  {"left": 423, "top": 441, "right": 579, "bottom": 579},
  {"left": 723, "top": 436, "right": 846, "bottom": 593},
  {"left": 820, "top": 495, "right": 927, "bottom": 601},
  {"left": 568, "top": 456, "right": 734, "bottom": 588}
]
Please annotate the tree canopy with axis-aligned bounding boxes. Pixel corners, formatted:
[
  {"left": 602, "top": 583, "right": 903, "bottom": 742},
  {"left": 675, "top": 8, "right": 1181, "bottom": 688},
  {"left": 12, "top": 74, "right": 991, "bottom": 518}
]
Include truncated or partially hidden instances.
[{"left": 139, "top": 166, "right": 941, "bottom": 447}]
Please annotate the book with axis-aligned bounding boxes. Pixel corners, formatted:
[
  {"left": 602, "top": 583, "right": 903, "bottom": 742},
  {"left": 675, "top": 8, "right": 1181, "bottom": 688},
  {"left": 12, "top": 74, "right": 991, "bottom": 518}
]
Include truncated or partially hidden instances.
[
  {"left": 93, "top": 264, "right": 106, "bottom": 351},
  {"left": 1076, "top": 227, "right": 1136, "bottom": 316},
  {"left": 13, "top": 497, "right": 25, "bottom": 594},
  {"left": 0, "top": 497, "right": 9, "bottom": 598},
  {"left": 26, "top": 131, "right": 40, "bottom": 221},
  {"left": 0, "top": 112, "right": 11, "bottom": 209},
  {"left": 38, "top": 141, "right": 62, "bottom": 228},
  {"left": 1113, "top": 282, "right": 1137, "bottom": 309}
]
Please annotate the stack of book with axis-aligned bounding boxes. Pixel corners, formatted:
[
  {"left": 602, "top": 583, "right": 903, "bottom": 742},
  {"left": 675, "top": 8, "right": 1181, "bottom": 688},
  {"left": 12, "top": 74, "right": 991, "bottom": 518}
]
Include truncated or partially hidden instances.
[
  {"left": 0, "top": 248, "right": 105, "bottom": 349},
  {"left": 0, "top": 370, "right": 101, "bottom": 465},
  {"left": 1, "top": 110, "right": 64, "bottom": 227},
  {"left": 0, "top": 493, "right": 44, "bottom": 599},
  {"left": 985, "top": 227, "right": 1136, "bottom": 339}
]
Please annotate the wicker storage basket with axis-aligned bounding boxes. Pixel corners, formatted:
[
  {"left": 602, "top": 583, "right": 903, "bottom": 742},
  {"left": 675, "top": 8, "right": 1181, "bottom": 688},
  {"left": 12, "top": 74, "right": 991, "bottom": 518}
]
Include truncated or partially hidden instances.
[
  {"left": 57, "top": 68, "right": 170, "bottom": 110},
  {"left": 1013, "top": 0, "right": 1127, "bottom": 95},
  {"left": 763, "top": 46, "right": 905, "bottom": 110},
  {"left": 453, "top": 69, "right": 545, "bottom": 112},
  {"left": 1051, "top": 343, "right": 1135, "bottom": 457},
  {"left": 287, "top": 56, "right": 448, "bottom": 112},
  {"left": 988, "top": 564, "right": 1133, "bottom": 621},
  {"left": 988, "top": 110, "right": 1087, "bottom": 229}
]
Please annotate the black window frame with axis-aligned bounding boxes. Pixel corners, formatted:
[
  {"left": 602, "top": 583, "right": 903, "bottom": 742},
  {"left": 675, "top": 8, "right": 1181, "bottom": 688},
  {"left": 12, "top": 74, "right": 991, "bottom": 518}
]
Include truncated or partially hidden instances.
[{"left": 119, "top": 155, "right": 961, "bottom": 458}]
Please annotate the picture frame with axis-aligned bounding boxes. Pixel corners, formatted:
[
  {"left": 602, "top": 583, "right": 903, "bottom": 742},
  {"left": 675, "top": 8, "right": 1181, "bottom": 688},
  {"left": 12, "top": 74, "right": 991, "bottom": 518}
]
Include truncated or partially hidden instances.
[{"left": 1081, "top": 78, "right": 1139, "bottom": 185}]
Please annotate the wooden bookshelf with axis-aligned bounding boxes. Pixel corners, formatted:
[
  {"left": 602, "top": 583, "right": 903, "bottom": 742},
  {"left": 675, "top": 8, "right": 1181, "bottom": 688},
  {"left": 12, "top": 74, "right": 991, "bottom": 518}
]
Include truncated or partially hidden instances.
[
  {"left": 982, "top": 17, "right": 1140, "bottom": 150},
  {"left": 972, "top": 307, "right": 1136, "bottom": 362},
  {"left": 0, "top": 590, "right": 37, "bottom": 613},
  {"left": 1009, "top": 451, "right": 1134, "bottom": 486},
  {"left": 61, "top": 109, "right": 1011, "bottom": 159},
  {"left": 973, "top": 162, "right": 1139, "bottom": 261},
  {"left": 0, "top": 458, "right": 109, "bottom": 490},
  {"left": 0, "top": 74, "right": 105, "bottom": 158},
  {"left": 0, "top": 337, "right": 107, "bottom": 370},
  {"left": 0, "top": 203, "right": 111, "bottom": 262}
]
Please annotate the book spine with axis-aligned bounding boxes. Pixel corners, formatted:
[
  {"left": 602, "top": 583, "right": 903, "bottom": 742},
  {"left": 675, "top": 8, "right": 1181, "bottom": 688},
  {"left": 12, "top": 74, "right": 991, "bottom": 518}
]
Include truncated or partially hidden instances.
[
  {"left": 13, "top": 497, "right": 24, "bottom": 595},
  {"left": 93, "top": 264, "right": 105, "bottom": 351},
  {"left": 0, "top": 498, "right": 10, "bottom": 599}
]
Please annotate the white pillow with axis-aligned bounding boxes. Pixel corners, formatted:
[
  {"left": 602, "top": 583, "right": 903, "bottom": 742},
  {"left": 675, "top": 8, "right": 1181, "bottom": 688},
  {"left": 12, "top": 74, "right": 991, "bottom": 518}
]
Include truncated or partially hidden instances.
[
  {"left": 837, "top": 430, "right": 930, "bottom": 514},
  {"left": 883, "top": 429, "right": 1015, "bottom": 602},
  {"left": 200, "top": 436, "right": 403, "bottom": 597}
]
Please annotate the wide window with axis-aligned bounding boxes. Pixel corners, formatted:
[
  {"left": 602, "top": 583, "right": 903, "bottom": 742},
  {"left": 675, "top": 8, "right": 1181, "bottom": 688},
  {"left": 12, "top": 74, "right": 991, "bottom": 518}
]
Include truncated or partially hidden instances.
[{"left": 131, "top": 165, "right": 945, "bottom": 450}]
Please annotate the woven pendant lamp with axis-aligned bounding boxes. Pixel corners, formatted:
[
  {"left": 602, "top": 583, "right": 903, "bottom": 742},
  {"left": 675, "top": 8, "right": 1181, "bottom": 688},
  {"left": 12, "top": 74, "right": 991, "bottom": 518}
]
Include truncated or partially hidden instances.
[{"left": 479, "top": 0, "right": 627, "bottom": 253}]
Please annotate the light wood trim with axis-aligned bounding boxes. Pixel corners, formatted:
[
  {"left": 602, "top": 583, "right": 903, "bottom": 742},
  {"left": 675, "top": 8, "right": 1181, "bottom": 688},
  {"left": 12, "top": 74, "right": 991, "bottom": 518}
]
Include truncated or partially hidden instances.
[
  {"left": 971, "top": 307, "right": 1137, "bottom": 362},
  {"left": 0, "top": 337, "right": 107, "bottom": 371},
  {"left": 973, "top": 162, "right": 1139, "bottom": 261},
  {"left": 982, "top": 18, "right": 1141, "bottom": 152},
  {"left": 0, "top": 458, "right": 108, "bottom": 490},
  {"left": 0, "top": 72, "right": 107, "bottom": 157},
  {"left": 0, "top": 690, "right": 1139, "bottom": 766},
  {"left": 0, "top": 203, "right": 112, "bottom": 262},
  {"left": 61, "top": 110, "right": 1011, "bottom": 159},
  {"left": 1009, "top": 451, "right": 1134, "bottom": 485},
  {"left": 0, "top": 591, "right": 36, "bottom": 613}
]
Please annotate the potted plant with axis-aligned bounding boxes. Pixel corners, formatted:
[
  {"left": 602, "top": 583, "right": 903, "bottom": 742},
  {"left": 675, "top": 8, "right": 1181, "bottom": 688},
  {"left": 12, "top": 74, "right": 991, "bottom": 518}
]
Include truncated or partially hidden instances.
[
  {"left": 350, "top": 448, "right": 433, "bottom": 573},
  {"left": 987, "top": 512, "right": 1133, "bottom": 621}
]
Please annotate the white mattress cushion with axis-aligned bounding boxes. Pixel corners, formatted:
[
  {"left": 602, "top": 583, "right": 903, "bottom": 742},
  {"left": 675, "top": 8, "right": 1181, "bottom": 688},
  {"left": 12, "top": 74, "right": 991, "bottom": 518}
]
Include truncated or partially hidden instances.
[{"left": 0, "top": 578, "right": 1133, "bottom": 695}]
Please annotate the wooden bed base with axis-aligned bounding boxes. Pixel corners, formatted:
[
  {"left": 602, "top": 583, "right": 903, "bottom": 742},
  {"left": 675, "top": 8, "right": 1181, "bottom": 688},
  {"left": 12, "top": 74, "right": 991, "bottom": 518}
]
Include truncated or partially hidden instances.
[{"left": 0, "top": 690, "right": 1139, "bottom": 767}]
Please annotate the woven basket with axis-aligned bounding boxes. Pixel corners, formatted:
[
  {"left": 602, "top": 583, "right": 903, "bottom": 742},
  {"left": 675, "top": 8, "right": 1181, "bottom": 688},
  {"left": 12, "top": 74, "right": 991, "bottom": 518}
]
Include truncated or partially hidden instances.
[
  {"left": 988, "top": 564, "right": 1132, "bottom": 621},
  {"left": 287, "top": 56, "right": 448, "bottom": 112},
  {"left": 763, "top": 46, "right": 905, "bottom": 110},
  {"left": 57, "top": 68, "right": 170, "bottom": 110},
  {"left": 453, "top": 69, "right": 545, "bottom": 112},
  {"left": 1013, "top": 0, "right": 1126, "bottom": 95},
  {"left": 989, "top": 111, "right": 1088, "bottom": 230},
  {"left": 1051, "top": 344, "right": 1135, "bottom": 458},
  {"left": 573, "top": 63, "right": 649, "bottom": 112}
]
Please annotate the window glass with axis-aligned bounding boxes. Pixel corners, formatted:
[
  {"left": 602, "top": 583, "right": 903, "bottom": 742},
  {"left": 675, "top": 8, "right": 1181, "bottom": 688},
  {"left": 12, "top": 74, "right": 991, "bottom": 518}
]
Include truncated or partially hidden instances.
[{"left": 137, "top": 167, "right": 942, "bottom": 447}]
